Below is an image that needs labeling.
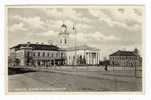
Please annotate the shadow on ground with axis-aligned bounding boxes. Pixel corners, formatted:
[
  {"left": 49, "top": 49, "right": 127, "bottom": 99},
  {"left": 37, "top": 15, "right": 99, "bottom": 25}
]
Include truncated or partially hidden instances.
[{"left": 8, "top": 68, "right": 36, "bottom": 75}]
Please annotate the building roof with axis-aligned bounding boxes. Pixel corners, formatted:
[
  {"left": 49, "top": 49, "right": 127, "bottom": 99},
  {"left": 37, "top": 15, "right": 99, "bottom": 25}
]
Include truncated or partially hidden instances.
[
  {"left": 109, "top": 50, "right": 137, "bottom": 56},
  {"left": 10, "top": 43, "right": 61, "bottom": 51},
  {"left": 66, "top": 45, "right": 99, "bottom": 51},
  {"left": 59, "top": 32, "right": 69, "bottom": 35},
  {"left": 61, "top": 24, "right": 67, "bottom": 28}
]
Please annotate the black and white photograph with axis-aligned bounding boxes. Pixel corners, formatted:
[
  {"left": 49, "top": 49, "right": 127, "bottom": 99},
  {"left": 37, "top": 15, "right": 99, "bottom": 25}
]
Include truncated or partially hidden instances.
[{"left": 6, "top": 5, "right": 144, "bottom": 93}]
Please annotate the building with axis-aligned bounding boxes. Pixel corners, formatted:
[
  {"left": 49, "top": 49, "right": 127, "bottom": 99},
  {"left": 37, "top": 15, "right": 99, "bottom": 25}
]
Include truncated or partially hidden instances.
[
  {"left": 58, "top": 24, "right": 70, "bottom": 49},
  {"left": 9, "top": 23, "right": 101, "bottom": 67},
  {"left": 9, "top": 42, "right": 66, "bottom": 67},
  {"left": 57, "top": 23, "right": 100, "bottom": 65},
  {"left": 66, "top": 45, "right": 100, "bottom": 65},
  {"left": 109, "top": 49, "right": 142, "bottom": 67}
]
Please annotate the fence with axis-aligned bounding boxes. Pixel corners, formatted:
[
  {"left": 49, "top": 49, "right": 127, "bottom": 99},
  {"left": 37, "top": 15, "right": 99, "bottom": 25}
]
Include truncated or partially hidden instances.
[{"left": 9, "top": 65, "right": 142, "bottom": 77}]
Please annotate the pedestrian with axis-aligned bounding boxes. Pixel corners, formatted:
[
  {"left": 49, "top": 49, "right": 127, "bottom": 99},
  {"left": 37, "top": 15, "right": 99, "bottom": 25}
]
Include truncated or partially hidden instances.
[{"left": 105, "top": 65, "right": 108, "bottom": 71}]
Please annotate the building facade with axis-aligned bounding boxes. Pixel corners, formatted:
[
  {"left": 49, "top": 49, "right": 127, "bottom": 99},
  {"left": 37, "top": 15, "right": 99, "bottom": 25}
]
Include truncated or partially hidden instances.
[
  {"left": 9, "top": 42, "right": 66, "bottom": 67},
  {"left": 58, "top": 24, "right": 100, "bottom": 65},
  {"left": 66, "top": 45, "right": 100, "bottom": 65},
  {"left": 9, "top": 23, "right": 101, "bottom": 67},
  {"left": 109, "top": 49, "right": 142, "bottom": 67}
]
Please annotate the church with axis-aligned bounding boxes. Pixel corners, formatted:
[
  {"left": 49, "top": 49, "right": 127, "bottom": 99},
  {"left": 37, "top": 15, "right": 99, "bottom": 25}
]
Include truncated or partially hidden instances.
[
  {"left": 57, "top": 23, "right": 100, "bottom": 65},
  {"left": 9, "top": 23, "right": 100, "bottom": 67}
]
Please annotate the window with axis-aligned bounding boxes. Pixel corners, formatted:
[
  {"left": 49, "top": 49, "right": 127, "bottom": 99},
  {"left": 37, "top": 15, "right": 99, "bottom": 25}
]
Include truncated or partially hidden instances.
[
  {"left": 47, "top": 52, "right": 49, "bottom": 57},
  {"left": 38, "top": 52, "right": 40, "bottom": 57},
  {"left": 33, "top": 52, "right": 35, "bottom": 57},
  {"left": 52, "top": 53, "right": 53, "bottom": 57},
  {"left": 56, "top": 53, "right": 58, "bottom": 57},
  {"left": 43, "top": 52, "right": 45, "bottom": 57},
  {"left": 92, "top": 53, "right": 96, "bottom": 58},
  {"left": 27, "top": 52, "right": 30, "bottom": 57},
  {"left": 61, "top": 53, "right": 63, "bottom": 58}
]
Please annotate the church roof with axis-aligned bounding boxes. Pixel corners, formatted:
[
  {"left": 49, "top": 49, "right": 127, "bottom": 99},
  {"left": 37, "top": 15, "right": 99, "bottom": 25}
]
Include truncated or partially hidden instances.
[
  {"left": 66, "top": 45, "right": 99, "bottom": 51},
  {"left": 61, "top": 24, "right": 67, "bottom": 28},
  {"left": 59, "top": 32, "right": 69, "bottom": 35}
]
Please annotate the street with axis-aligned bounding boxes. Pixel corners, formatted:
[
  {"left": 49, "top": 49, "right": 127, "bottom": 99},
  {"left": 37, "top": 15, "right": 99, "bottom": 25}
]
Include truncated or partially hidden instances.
[{"left": 8, "top": 68, "right": 142, "bottom": 92}]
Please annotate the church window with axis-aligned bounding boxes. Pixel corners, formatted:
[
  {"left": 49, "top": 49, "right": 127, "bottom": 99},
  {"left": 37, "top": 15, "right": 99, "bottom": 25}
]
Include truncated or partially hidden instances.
[{"left": 92, "top": 53, "right": 96, "bottom": 58}]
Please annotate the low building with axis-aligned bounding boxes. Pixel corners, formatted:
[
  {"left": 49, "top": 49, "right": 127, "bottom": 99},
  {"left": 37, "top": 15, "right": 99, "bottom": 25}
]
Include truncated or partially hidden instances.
[
  {"left": 109, "top": 49, "right": 142, "bottom": 67},
  {"left": 9, "top": 42, "right": 66, "bottom": 67},
  {"left": 65, "top": 45, "right": 100, "bottom": 65}
]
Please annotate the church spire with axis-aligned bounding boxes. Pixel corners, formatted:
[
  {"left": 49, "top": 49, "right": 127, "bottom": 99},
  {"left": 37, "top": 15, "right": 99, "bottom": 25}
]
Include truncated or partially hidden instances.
[
  {"left": 60, "top": 22, "right": 68, "bottom": 34},
  {"left": 58, "top": 21, "right": 69, "bottom": 48}
]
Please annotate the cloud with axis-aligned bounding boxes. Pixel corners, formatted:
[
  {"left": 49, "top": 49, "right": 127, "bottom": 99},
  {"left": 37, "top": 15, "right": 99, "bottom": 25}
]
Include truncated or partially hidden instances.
[
  {"left": 110, "top": 8, "right": 143, "bottom": 23},
  {"left": 9, "top": 22, "right": 26, "bottom": 32},
  {"left": 69, "top": 31, "right": 119, "bottom": 47},
  {"left": 42, "top": 8, "right": 92, "bottom": 24},
  {"left": 87, "top": 31, "right": 119, "bottom": 41},
  {"left": 23, "top": 16, "right": 45, "bottom": 30},
  {"left": 88, "top": 7, "right": 143, "bottom": 31},
  {"left": 8, "top": 7, "right": 143, "bottom": 54},
  {"left": 29, "top": 30, "right": 57, "bottom": 37},
  {"left": 11, "top": 15, "right": 47, "bottom": 32},
  {"left": 43, "top": 8, "right": 81, "bottom": 21},
  {"left": 48, "top": 19, "right": 91, "bottom": 33}
]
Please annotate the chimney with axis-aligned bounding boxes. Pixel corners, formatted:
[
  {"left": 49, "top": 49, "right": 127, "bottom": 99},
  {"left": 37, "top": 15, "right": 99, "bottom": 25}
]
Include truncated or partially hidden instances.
[
  {"left": 134, "top": 48, "right": 139, "bottom": 55},
  {"left": 27, "top": 42, "right": 31, "bottom": 44},
  {"left": 48, "top": 40, "right": 53, "bottom": 45},
  {"left": 27, "top": 42, "right": 31, "bottom": 47},
  {"left": 36, "top": 42, "right": 39, "bottom": 44}
]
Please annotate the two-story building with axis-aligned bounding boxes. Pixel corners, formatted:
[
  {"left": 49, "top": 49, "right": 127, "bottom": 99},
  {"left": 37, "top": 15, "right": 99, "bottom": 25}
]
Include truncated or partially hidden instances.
[
  {"left": 9, "top": 42, "right": 66, "bottom": 67},
  {"left": 109, "top": 49, "right": 142, "bottom": 67}
]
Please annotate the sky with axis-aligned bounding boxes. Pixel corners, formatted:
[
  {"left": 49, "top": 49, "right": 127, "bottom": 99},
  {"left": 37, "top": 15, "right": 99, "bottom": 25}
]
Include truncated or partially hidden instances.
[{"left": 7, "top": 6, "right": 144, "bottom": 59}]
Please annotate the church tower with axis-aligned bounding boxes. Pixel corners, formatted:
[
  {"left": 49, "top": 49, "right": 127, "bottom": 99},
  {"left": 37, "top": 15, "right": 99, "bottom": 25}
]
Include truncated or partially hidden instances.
[{"left": 58, "top": 24, "right": 70, "bottom": 48}]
